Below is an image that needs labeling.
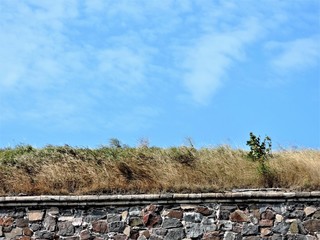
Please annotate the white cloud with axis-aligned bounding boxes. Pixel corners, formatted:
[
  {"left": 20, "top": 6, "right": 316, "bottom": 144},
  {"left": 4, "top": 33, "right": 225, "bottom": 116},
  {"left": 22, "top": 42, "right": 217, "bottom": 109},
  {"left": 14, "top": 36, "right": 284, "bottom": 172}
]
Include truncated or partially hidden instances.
[
  {"left": 266, "top": 36, "right": 320, "bottom": 71},
  {"left": 181, "top": 18, "right": 261, "bottom": 104}
]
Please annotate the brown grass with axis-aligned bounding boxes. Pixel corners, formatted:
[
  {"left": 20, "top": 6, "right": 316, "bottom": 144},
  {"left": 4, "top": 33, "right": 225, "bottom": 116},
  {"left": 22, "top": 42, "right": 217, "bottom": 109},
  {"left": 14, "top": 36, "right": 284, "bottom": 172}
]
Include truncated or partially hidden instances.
[{"left": 0, "top": 145, "right": 319, "bottom": 196}]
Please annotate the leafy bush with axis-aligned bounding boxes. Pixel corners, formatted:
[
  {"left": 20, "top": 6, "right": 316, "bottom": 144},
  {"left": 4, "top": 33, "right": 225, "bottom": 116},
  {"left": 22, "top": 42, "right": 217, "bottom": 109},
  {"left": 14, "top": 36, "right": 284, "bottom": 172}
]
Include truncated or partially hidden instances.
[
  {"left": 246, "top": 132, "right": 272, "bottom": 161},
  {"left": 246, "top": 132, "right": 276, "bottom": 187}
]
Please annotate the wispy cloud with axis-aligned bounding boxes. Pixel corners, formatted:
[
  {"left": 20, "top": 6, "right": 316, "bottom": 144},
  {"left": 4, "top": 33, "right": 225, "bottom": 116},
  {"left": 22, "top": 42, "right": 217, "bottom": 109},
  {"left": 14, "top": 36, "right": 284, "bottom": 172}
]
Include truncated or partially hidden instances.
[
  {"left": 266, "top": 36, "right": 320, "bottom": 71},
  {"left": 181, "top": 18, "right": 261, "bottom": 104}
]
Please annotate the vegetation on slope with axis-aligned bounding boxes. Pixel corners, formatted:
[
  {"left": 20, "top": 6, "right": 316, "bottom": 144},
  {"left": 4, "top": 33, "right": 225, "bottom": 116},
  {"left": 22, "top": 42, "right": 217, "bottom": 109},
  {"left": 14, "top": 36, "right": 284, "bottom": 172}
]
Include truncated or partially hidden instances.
[{"left": 0, "top": 141, "right": 319, "bottom": 196}]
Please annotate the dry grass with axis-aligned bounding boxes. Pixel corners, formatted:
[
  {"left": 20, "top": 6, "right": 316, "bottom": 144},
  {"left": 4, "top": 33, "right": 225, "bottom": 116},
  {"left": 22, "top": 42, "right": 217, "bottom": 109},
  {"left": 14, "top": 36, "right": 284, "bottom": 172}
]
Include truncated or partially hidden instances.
[{"left": 0, "top": 145, "right": 319, "bottom": 196}]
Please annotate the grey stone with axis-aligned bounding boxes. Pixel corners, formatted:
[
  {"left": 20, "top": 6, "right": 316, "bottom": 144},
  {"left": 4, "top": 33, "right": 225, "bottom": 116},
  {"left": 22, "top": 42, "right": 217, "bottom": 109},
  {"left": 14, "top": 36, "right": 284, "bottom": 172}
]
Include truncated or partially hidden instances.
[
  {"left": 151, "top": 228, "right": 167, "bottom": 237},
  {"left": 241, "top": 223, "right": 259, "bottom": 236},
  {"left": 242, "top": 237, "right": 260, "bottom": 240},
  {"left": 108, "top": 221, "right": 126, "bottom": 233},
  {"left": 44, "top": 215, "right": 57, "bottom": 232},
  {"left": 16, "top": 218, "right": 29, "bottom": 228},
  {"left": 183, "top": 212, "right": 203, "bottom": 223},
  {"left": 273, "top": 221, "right": 290, "bottom": 235},
  {"left": 47, "top": 207, "right": 59, "bottom": 216},
  {"left": 149, "top": 235, "right": 164, "bottom": 240},
  {"left": 162, "top": 218, "right": 183, "bottom": 229},
  {"left": 218, "top": 220, "right": 233, "bottom": 231},
  {"left": 30, "top": 223, "right": 41, "bottom": 231},
  {"left": 288, "top": 210, "right": 305, "bottom": 220},
  {"left": 271, "top": 234, "right": 283, "bottom": 240},
  {"left": 107, "top": 214, "right": 121, "bottom": 223},
  {"left": 164, "top": 228, "right": 185, "bottom": 240},
  {"left": 219, "top": 210, "right": 231, "bottom": 220},
  {"left": 313, "top": 210, "right": 320, "bottom": 219},
  {"left": 186, "top": 223, "right": 203, "bottom": 238},
  {"left": 286, "top": 234, "right": 307, "bottom": 240},
  {"left": 4, "top": 227, "right": 23, "bottom": 239},
  {"left": 224, "top": 231, "right": 240, "bottom": 240},
  {"left": 35, "top": 230, "right": 55, "bottom": 239},
  {"left": 58, "top": 221, "right": 74, "bottom": 236}
]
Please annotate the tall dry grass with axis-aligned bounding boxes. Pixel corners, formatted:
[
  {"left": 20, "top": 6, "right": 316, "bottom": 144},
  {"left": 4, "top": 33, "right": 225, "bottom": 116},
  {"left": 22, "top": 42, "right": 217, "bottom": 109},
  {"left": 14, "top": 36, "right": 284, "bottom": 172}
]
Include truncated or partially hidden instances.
[{"left": 0, "top": 145, "right": 319, "bottom": 196}]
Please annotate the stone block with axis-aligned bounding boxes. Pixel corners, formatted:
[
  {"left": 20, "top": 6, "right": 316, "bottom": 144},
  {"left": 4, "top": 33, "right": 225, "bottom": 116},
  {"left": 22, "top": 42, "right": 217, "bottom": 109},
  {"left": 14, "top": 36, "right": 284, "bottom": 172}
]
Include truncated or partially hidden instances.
[
  {"left": 230, "top": 210, "right": 249, "bottom": 222},
  {"left": 241, "top": 223, "right": 259, "bottom": 236},
  {"left": 58, "top": 221, "right": 74, "bottom": 236},
  {"left": 164, "top": 228, "right": 185, "bottom": 240},
  {"left": 28, "top": 210, "right": 44, "bottom": 221},
  {"left": 0, "top": 217, "right": 13, "bottom": 227},
  {"left": 16, "top": 218, "right": 29, "bottom": 228},
  {"left": 304, "top": 207, "right": 317, "bottom": 217},
  {"left": 162, "top": 218, "right": 183, "bottom": 229},
  {"left": 4, "top": 227, "right": 23, "bottom": 239},
  {"left": 272, "top": 221, "right": 290, "bottom": 235},
  {"left": 166, "top": 210, "right": 183, "bottom": 219},
  {"left": 183, "top": 212, "right": 203, "bottom": 223},
  {"left": 44, "top": 215, "right": 57, "bottom": 232},
  {"left": 303, "top": 219, "right": 320, "bottom": 233},
  {"left": 108, "top": 221, "right": 126, "bottom": 233},
  {"left": 186, "top": 223, "right": 203, "bottom": 238},
  {"left": 259, "top": 219, "right": 274, "bottom": 227},
  {"left": 92, "top": 220, "right": 108, "bottom": 234}
]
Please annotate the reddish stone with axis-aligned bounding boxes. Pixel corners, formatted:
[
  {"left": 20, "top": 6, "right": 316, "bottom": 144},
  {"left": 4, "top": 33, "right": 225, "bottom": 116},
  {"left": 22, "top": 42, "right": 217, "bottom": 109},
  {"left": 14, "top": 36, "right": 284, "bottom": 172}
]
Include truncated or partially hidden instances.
[
  {"left": 147, "top": 215, "right": 162, "bottom": 228},
  {"left": 303, "top": 219, "right": 320, "bottom": 233},
  {"left": 80, "top": 229, "right": 91, "bottom": 240},
  {"left": 259, "top": 219, "right": 274, "bottom": 227},
  {"left": 167, "top": 210, "right": 183, "bottom": 219},
  {"left": 23, "top": 227, "right": 33, "bottom": 236},
  {"left": 0, "top": 217, "right": 14, "bottom": 227},
  {"left": 261, "top": 210, "right": 275, "bottom": 220},
  {"left": 143, "top": 213, "right": 151, "bottom": 225},
  {"left": 17, "top": 237, "right": 31, "bottom": 240},
  {"left": 229, "top": 210, "right": 249, "bottom": 222},
  {"left": 202, "top": 231, "right": 222, "bottom": 240},
  {"left": 196, "top": 206, "right": 213, "bottom": 216},
  {"left": 92, "top": 220, "right": 108, "bottom": 234}
]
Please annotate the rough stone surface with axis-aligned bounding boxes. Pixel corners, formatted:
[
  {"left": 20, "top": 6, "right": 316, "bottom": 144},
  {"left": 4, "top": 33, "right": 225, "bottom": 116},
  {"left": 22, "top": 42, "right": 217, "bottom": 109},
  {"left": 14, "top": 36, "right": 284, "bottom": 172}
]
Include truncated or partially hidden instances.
[
  {"left": 166, "top": 210, "right": 183, "bottom": 219},
  {"left": 304, "top": 207, "right": 317, "bottom": 217},
  {"left": 4, "top": 227, "right": 23, "bottom": 239},
  {"left": 108, "top": 221, "right": 126, "bottom": 233},
  {"left": 92, "top": 220, "right": 108, "bottom": 234},
  {"left": 44, "top": 215, "right": 57, "bottom": 232},
  {"left": 58, "top": 221, "right": 74, "bottom": 236},
  {"left": 242, "top": 223, "right": 259, "bottom": 236},
  {"left": 164, "top": 228, "right": 185, "bottom": 240},
  {"left": 27, "top": 210, "right": 44, "bottom": 221},
  {"left": 162, "top": 218, "right": 183, "bottom": 229},
  {"left": 0, "top": 197, "right": 318, "bottom": 239},
  {"left": 185, "top": 223, "right": 203, "bottom": 238},
  {"left": 303, "top": 219, "right": 320, "bottom": 233},
  {"left": 230, "top": 210, "right": 249, "bottom": 222}
]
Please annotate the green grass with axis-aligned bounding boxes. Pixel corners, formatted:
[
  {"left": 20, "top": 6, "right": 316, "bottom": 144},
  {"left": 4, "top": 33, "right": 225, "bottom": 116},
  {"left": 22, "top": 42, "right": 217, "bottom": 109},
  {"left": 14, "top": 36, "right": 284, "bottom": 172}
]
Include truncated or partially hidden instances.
[{"left": 0, "top": 144, "right": 319, "bottom": 196}]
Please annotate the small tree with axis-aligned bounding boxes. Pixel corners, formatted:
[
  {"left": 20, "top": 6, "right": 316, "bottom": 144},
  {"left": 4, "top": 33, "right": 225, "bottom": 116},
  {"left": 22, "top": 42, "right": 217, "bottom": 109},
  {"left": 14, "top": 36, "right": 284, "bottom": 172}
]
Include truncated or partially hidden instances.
[
  {"left": 246, "top": 132, "right": 274, "bottom": 187},
  {"left": 246, "top": 132, "right": 272, "bottom": 161}
]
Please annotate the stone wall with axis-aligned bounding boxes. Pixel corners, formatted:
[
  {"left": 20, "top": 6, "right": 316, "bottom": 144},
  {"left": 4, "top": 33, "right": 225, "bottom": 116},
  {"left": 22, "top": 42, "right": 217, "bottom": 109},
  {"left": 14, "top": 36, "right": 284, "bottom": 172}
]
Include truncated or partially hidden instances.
[{"left": 0, "top": 191, "right": 319, "bottom": 240}]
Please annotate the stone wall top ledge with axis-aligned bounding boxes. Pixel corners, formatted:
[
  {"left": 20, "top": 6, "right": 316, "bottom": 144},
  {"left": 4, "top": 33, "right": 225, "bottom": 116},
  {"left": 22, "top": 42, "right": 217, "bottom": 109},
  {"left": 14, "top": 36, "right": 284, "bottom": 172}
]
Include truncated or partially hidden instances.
[{"left": 1, "top": 190, "right": 319, "bottom": 207}]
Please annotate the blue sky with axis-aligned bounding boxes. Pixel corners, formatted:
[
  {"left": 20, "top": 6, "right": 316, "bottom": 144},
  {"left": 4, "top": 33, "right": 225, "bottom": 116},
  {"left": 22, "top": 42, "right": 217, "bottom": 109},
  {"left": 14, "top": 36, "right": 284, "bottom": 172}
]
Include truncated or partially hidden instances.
[{"left": 0, "top": 0, "right": 319, "bottom": 149}]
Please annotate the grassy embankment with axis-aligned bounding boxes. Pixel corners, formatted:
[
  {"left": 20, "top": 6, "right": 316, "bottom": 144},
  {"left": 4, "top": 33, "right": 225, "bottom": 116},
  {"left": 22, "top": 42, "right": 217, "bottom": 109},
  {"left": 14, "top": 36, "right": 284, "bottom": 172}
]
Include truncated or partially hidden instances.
[{"left": 0, "top": 144, "right": 319, "bottom": 196}]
